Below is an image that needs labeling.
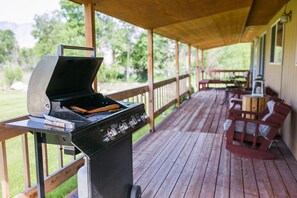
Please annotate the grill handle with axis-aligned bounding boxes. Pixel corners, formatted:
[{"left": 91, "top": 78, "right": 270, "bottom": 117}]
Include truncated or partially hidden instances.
[{"left": 57, "top": 45, "right": 96, "bottom": 57}]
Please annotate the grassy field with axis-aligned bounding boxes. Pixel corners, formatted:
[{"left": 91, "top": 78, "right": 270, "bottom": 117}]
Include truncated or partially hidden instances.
[
  {"left": 0, "top": 90, "right": 174, "bottom": 197},
  {"left": 0, "top": 90, "right": 27, "bottom": 121}
]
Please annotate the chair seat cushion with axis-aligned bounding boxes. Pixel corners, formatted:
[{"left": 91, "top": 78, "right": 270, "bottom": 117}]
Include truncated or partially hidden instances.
[{"left": 223, "top": 119, "right": 271, "bottom": 137}]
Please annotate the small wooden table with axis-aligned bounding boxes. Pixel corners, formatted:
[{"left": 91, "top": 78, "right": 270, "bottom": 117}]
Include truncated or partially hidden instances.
[{"left": 242, "top": 95, "right": 269, "bottom": 119}]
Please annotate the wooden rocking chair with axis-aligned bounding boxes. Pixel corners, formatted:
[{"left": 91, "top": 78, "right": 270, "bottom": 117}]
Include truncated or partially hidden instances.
[{"left": 224, "top": 99, "right": 292, "bottom": 159}]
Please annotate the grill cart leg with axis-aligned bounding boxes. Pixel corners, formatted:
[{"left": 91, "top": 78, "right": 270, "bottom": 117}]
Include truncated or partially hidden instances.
[
  {"left": 34, "top": 132, "right": 45, "bottom": 198},
  {"left": 130, "top": 185, "right": 141, "bottom": 198}
]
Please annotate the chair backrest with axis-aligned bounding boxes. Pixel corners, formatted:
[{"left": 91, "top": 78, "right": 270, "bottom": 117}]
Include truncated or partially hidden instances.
[
  {"left": 258, "top": 97, "right": 284, "bottom": 119},
  {"left": 265, "top": 87, "right": 278, "bottom": 97},
  {"left": 263, "top": 102, "right": 292, "bottom": 126}
]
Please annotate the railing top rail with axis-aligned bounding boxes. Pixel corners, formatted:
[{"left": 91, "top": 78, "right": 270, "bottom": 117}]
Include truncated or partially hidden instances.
[
  {"left": 154, "top": 77, "right": 176, "bottom": 89},
  {"left": 1, "top": 75, "right": 189, "bottom": 141},
  {"left": 179, "top": 74, "right": 190, "bottom": 79},
  {"left": 107, "top": 85, "right": 149, "bottom": 101},
  {"left": 202, "top": 69, "right": 250, "bottom": 73},
  {"left": 0, "top": 115, "right": 29, "bottom": 142}
]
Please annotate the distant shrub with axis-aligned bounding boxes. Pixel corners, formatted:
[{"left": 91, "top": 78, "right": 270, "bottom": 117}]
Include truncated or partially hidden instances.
[
  {"left": 98, "top": 63, "right": 125, "bottom": 83},
  {"left": 3, "top": 64, "right": 23, "bottom": 86}
]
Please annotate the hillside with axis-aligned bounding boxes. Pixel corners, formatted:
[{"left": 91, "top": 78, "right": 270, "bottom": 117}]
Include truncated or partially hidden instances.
[{"left": 0, "top": 21, "right": 36, "bottom": 48}]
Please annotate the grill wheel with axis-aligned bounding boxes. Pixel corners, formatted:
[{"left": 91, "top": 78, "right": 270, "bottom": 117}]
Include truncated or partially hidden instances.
[{"left": 130, "top": 185, "right": 141, "bottom": 198}]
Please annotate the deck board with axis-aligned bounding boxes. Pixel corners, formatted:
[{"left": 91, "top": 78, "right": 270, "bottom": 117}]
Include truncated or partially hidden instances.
[{"left": 133, "top": 90, "right": 297, "bottom": 198}]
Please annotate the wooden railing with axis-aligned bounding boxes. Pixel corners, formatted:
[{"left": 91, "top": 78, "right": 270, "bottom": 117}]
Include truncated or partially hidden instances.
[
  {"left": 201, "top": 69, "right": 250, "bottom": 81},
  {"left": 0, "top": 74, "right": 191, "bottom": 197},
  {"left": 200, "top": 69, "right": 250, "bottom": 89}
]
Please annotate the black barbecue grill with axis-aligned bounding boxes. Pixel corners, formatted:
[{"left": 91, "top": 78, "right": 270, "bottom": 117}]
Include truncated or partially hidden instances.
[{"left": 7, "top": 45, "right": 147, "bottom": 198}]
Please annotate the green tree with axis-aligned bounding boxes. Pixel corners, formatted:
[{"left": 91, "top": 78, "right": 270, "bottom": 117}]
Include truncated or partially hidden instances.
[
  {"left": 18, "top": 48, "right": 38, "bottom": 70},
  {"left": 32, "top": 0, "right": 85, "bottom": 57},
  {"left": 0, "top": 30, "right": 16, "bottom": 63},
  {"left": 130, "top": 33, "right": 174, "bottom": 82},
  {"left": 96, "top": 13, "right": 117, "bottom": 50},
  {"left": 60, "top": 0, "right": 85, "bottom": 48},
  {"left": 111, "top": 22, "right": 138, "bottom": 80},
  {"left": 131, "top": 33, "right": 148, "bottom": 81},
  {"left": 32, "top": 11, "right": 65, "bottom": 57},
  {"left": 3, "top": 64, "right": 23, "bottom": 86},
  {"left": 153, "top": 35, "right": 172, "bottom": 75},
  {"left": 204, "top": 43, "right": 251, "bottom": 70}
]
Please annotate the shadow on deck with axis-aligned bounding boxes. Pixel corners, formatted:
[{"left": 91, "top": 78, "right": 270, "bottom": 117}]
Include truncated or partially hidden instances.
[{"left": 133, "top": 90, "right": 297, "bottom": 197}]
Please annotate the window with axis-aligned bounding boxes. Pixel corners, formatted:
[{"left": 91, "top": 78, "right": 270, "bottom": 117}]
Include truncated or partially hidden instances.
[
  {"left": 270, "top": 20, "right": 284, "bottom": 64},
  {"left": 259, "top": 33, "right": 266, "bottom": 75},
  {"left": 295, "top": 41, "right": 297, "bottom": 66}
]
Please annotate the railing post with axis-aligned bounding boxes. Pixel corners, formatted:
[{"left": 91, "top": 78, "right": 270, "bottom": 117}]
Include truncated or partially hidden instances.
[
  {"left": 196, "top": 48, "right": 200, "bottom": 91},
  {"left": 200, "top": 49, "right": 205, "bottom": 90},
  {"left": 187, "top": 44, "right": 192, "bottom": 97},
  {"left": 202, "top": 49, "right": 205, "bottom": 71},
  {"left": 42, "top": 144, "right": 49, "bottom": 177},
  {"left": 147, "top": 29, "right": 155, "bottom": 132},
  {"left": 175, "top": 40, "right": 180, "bottom": 108},
  {"left": 84, "top": 3, "right": 97, "bottom": 91},
  {"left": 0, "top": 141, "right": 9, "bottom": 198}
]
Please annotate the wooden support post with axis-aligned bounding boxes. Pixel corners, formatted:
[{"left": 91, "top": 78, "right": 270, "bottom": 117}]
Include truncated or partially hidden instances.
[
  {"left": 196, "top": 48, "right": 200, "bottom": 91},
  {"left": 201, "top": 49, "right": 205, "bottom": 72},
  {"left": 249, "top": 42, "right": 254, "bottom": 87},
  {"left": 84, "top": 3, "right": 97, "bottom": 91},
  {"left": 147, "top": 30, "right": 155, "bottom": 132},
  {"left": 175, "top": 40, "right": 180, "bottom": 108},
  {"left": 187, "top": 44, "right": 192, "bottom": 97},
  {"left": 201, "top": 49, "right": 205, "bottom": 84},
  {"left": 0, "top": 141, "right": 9, "bottom": 198}
]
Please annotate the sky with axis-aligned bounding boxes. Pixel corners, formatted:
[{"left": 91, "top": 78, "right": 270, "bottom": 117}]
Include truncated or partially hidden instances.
[{"left": 0, "top": 0, "right": 60, "bottom": 24}]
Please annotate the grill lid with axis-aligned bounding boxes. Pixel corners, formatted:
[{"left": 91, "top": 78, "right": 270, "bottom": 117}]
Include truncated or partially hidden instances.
[
  {"left": 46, "top": 56, "right": 103, "bottom": 98},
  {"left": 27, "top": 55, "right": 103, "bottom": 117}
]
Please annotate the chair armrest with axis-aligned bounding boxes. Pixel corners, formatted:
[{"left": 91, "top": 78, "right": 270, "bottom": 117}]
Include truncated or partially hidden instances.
[{"left": 229, "top": 99, "right": 242, "bottom": 109}]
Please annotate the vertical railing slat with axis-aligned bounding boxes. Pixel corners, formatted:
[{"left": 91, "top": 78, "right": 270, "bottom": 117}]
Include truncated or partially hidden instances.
[
  {"left": 0, "top": 141, "right": 10, "bottom": 198},
  {"left": 22, "top": 134, "right": 31, "bottom": 188},
  {"left": 41, "top": 143, "right": 49, "bottom": 176},
  {"left": 57, "top": 145, "right": 63, "bottom": 168}
]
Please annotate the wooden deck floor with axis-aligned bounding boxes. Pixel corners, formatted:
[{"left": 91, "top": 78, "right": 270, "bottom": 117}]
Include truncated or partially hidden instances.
[{"left": 133, "top": 90, "right": 297, "bottom": 198}]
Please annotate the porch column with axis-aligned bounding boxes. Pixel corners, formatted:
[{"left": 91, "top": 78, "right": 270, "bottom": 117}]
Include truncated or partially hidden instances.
[
  {"left": 84, "top": 3, "right": 97, "bottom": 91},
  {"left": 250, "top": 42, "right": 254, "bottom": 87},
  {"left": 187, "top": 44, "right": 192, "bottom": 97},
  {"left": 147, "top": 29, "right": 155, "bottom": 132},
  {"left": 175, "top": 40, "right": 180, "bottom": 108},
  {"left": 196, "top": 48, "right": 199, "bottom": 91},
  {"left": 201, "top": 49, "right": 205, "bottom": 80}
]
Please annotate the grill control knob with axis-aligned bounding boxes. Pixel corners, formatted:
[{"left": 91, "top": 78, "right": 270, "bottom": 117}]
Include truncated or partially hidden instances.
[
  {"left": 107, "top": 128, "right": 117, "bottom": 140},
  {"left": 140, "top": 113, "right": 148, "bottom": 121},
  {"left": 103, "top": 136, "right": 110, "bottom": 142},
  {"left": 119, "top": 122, "right": 129, "bottom": 133},
  {"left": 123, "top": 122, "right": 129, "bottom": 129},
  {"left": 129, "top": 116, "right": 138, "bottom": 128},
  {"left": 110, "top": 128, "right": 117, "bottom": 136}
]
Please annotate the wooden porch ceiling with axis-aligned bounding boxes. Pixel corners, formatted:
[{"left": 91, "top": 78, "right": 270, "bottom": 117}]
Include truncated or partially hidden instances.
[{"left": 72, "top": 0, "right": 286, "bottom": 49}]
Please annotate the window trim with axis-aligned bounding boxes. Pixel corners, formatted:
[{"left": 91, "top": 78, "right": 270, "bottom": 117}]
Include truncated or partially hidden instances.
[
  {"left": 269, "top": 19, "right": 284, "bottom": 65},
  {"left": 295, "top": 40, "right": 297, "bottom": 67},
  {"left": 259, "top": 32, "right": 266, "bottom": 75}
]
